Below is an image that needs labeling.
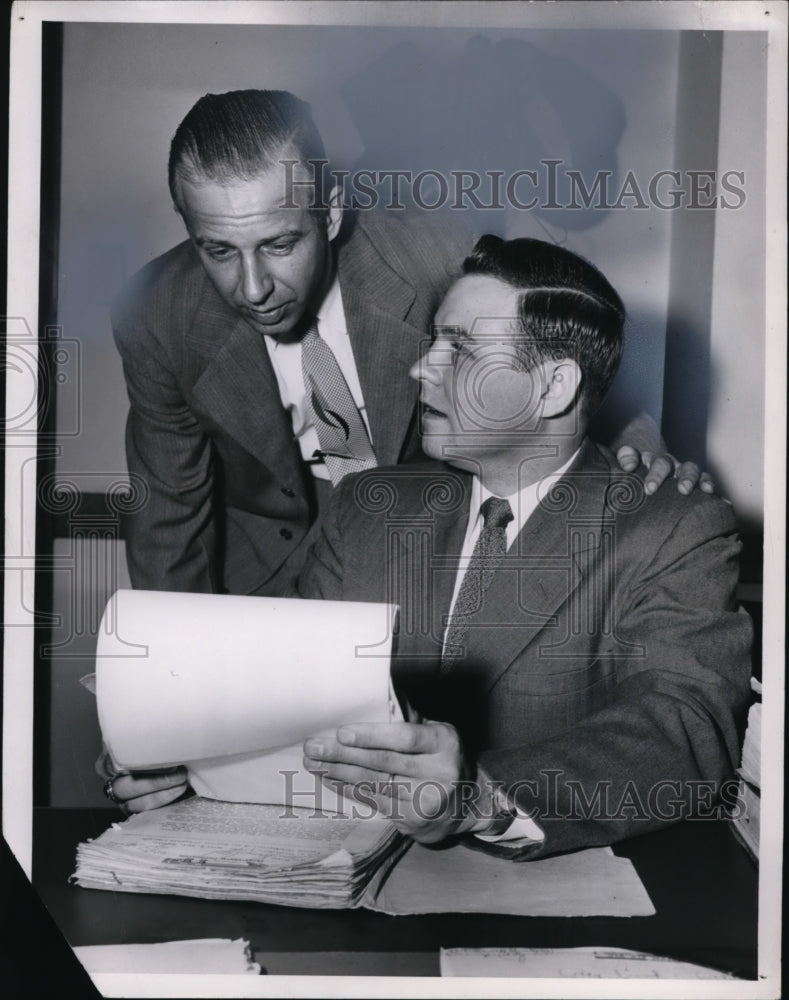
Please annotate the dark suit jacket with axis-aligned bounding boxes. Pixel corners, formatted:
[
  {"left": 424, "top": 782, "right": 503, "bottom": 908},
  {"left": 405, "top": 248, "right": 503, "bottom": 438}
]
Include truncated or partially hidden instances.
[
  {"left": 112, "top": 214, "right": 468, "bottom": 595},
  {"left": 297, "top": 441, "right": 752, "bottom": 857}
]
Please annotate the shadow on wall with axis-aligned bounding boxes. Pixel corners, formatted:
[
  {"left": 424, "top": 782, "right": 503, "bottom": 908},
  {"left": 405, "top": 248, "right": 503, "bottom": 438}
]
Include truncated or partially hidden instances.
[{"left": 338, "top": 37, "right": 627, "bottom": 233}]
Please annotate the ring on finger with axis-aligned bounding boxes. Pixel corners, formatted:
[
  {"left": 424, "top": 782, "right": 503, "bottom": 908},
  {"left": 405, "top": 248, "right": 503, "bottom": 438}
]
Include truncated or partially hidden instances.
[{"left": 103, "top": 776, "right": 123, "bottom": 804}]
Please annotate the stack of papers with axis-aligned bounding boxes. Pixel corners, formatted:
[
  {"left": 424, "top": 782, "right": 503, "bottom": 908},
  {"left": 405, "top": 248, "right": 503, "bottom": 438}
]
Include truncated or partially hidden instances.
[
  {"left": 72, "top": 796, "right": 654, "bottom": 917},
  {"left": 74, "top": 938, "right": 261, "bottom": 975},
  {"left": 731, "top": 693, "right": 761, "bottom": 861},
  {"left": 72, "top": 797, "right": 405, "bottom": 909},
  {"left": 738, "top": 699, "right": 762, "bottom": 788}
]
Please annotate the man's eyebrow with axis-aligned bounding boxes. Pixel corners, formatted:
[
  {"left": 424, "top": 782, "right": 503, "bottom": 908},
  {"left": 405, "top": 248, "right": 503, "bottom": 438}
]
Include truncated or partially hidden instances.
[
  {"left": 431, "top": 324, "right": 470, "bottom": 341},
  {"left": 194, "top": 236, "right": 234, "bottom": 248},
  {"left": 194, "top": 229, "right": 304, "bottom": 248}
]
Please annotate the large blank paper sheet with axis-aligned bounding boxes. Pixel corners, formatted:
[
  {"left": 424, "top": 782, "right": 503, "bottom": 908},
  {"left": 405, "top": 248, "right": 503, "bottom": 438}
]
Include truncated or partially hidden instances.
[
  {"left": 95, "top": 590, "right": 397, "bottom": 810},
  {"left": 367, "top": 841, "right": 655, "bottom": 917}
]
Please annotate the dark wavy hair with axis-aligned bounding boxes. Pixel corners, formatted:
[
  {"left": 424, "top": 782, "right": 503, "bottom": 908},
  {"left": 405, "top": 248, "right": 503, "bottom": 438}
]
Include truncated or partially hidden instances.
[
  {"left": 463, "top": 235, "right": 626, "bottom": 415},
  {"left": 168, "top": 89, "right": 328, "bottom": 217}
]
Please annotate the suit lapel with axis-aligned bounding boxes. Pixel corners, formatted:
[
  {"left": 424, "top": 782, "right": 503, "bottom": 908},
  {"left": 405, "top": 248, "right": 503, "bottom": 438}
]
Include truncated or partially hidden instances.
[
  {"left": 338, "top": 223, "right": 426, "bottom": 466},
  {"left": 459, "top": 441, "right": 614, "bottom": 693},
  {"left": 391, "top": 469, "right": 472, "bottom": 665},
  {"left": 188, "top": 279, "right": 303, "bottom": 490}
]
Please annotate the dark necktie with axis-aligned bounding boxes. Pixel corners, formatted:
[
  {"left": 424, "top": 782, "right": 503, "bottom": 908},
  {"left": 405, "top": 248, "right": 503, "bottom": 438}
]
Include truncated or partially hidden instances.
[
  {"left": 301, "top": 323, "right": 377, "bottom": 485},
  {"left": 441, "top": 496, "right": 514, "bottom": 671}
]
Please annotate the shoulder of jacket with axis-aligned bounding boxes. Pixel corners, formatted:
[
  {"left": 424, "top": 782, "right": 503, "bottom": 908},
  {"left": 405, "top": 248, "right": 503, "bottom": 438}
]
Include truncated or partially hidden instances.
[
  {"left": 111, "top": 240, "right": 203, "bottom": 326},
  {"left": 350, "top": 212, "right": 471, "bottom": 269},
  {"left": 599, "top": 450, "right": 738, "bottom": 541}
]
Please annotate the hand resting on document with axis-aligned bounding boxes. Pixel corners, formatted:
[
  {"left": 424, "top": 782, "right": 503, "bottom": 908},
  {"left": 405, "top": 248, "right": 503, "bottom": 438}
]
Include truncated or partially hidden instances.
[
  {"left": 108, "top": 769, "right": 190, "bottom": 814},
  {"left": 303, "top": 720, "right": 499, "bottom": 843},
  {"left": 97, "top": 745, "right": 190, "bottom": 814}
]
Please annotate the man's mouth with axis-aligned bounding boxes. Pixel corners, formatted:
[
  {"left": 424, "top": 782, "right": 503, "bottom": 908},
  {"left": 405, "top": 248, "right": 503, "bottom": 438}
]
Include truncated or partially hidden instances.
[
  {"left": 421, "top": 401, "right": 446, "bottom": 418},
  {"left": 246, "top": 303, "right": 291, "bottom": 323}
]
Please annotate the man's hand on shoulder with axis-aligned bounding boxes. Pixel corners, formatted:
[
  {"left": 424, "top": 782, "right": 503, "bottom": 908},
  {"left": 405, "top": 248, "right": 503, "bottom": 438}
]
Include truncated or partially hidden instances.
[{"left": 615, "top": 445, "right": 716, "bottom": 496}]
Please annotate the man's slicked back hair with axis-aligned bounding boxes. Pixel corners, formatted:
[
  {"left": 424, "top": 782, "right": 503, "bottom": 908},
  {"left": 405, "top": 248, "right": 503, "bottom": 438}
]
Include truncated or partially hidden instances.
[
  {"left": 168, "top": 89, "right": 327, "bottom": 212},
  {"left": 463, "top": 235, "right": 626, "bottom": 415}
]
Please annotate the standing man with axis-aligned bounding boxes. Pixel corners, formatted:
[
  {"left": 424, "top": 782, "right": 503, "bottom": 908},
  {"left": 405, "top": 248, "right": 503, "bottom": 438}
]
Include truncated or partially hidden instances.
[
  {"left": 301, "top": 236, "right": 752, "bottom": 858},
  {"left": 112, "top": 89, "right": 468, "bottom": 596},
  {"left": 112, "top": 89, "right": 700, "bottom": 600}
]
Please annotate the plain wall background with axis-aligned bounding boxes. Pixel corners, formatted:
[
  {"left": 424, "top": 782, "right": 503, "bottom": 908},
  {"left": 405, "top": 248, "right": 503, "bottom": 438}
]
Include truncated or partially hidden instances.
[{"left": 47, "top": 23, "right": 766, "bottom": 806}]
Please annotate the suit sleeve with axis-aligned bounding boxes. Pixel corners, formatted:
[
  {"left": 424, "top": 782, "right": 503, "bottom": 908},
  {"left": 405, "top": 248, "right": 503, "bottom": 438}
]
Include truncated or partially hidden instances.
[
  {"left": 112, "top": 296, "right": 219, "bottom": 593},
  {"left": 478, "top": 499, "right": 753, "bottom": 859}
]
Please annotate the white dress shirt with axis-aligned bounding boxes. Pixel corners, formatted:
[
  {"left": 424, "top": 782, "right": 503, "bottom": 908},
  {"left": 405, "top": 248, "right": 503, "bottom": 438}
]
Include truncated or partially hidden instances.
[
  {"left": 263, "top": 273, "right": 371, "bottom": 480},
  {"left": 444, "top": 449, "right": 581, "bottom": 846}
]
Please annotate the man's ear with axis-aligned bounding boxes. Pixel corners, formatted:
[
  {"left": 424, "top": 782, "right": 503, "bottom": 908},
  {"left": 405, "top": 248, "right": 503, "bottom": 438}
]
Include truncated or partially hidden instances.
[
  {"left": 540, "top": 358, "right": 582, "bottom": 418},
  {"left": 326, "top": 184, "right": 344, "bottom": 241}
]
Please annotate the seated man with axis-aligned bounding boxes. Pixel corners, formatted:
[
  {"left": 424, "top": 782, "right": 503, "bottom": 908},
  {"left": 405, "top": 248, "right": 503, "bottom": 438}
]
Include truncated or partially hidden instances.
[
  {"left": 299, "top": 235, "right": 752, "bottom": 858},
  {"left": 101, "top": 226, "right": 723, "bottom": 815}
]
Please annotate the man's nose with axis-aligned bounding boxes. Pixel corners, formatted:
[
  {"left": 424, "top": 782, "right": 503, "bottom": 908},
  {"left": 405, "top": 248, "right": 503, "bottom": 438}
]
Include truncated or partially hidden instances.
[
  {"left": 240, "top": 254, "right": 274, "bottom": 304},
  {"left": 409, "top": 342, "right": 447, "bottom": 385}
]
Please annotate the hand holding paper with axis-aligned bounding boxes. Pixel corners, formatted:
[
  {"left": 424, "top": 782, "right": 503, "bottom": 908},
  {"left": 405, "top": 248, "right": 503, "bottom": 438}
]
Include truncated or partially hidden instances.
[
  {"left": 109, "top": 767, "right": 190, "bottom": 814},
  {"left": 303, "top": 719, "right": 488, "bottom": 842}
]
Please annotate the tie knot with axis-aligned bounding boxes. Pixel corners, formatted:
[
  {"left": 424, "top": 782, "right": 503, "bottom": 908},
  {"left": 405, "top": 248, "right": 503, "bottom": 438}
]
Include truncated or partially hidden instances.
[
  {"left": 481, "top": 496, "right": 513, "bottom": 530},
  {"left": 303, "top": 320, "right": 321, "bottom": 343}
]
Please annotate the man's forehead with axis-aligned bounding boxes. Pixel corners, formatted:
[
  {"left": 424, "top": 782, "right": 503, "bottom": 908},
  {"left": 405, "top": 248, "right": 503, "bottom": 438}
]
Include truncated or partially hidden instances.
[
  {"left": 434, "top": 275, "right": 522, "bottom": 341},
  {"left": 179, "top": 161, "right": 315, "bottom": 217}
]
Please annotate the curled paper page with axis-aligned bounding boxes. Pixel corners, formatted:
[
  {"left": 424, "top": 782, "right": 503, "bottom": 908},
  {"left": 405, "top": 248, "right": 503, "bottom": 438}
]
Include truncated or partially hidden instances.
[
  {"left": 95, "top": 590, "right": 398, "bottom": 809},
  {"left": 187, "top": 744, "right": 366, "bottom": 814}
]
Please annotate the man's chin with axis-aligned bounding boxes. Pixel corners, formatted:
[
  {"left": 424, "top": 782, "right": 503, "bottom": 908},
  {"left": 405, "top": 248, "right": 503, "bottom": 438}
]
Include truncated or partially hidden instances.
[
  {"left": 423, "top": 437, "right": 466, "bottom": 469},
  {"left": 421, "top": 436, "right": 446, "bottom": 463},
  {"left": 243, "top": 309, "right": 303, "bottom": 340},
  {"left": 422, "top": 440, "right": 482, "bottom": 475}
]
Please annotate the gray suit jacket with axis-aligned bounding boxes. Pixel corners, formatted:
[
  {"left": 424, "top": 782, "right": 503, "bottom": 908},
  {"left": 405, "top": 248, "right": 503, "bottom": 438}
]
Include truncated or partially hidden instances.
[
  {"left": 112, "top": 214, "right": 467, "bottom": 595},
  {"left": 297, "top": 441, "right": 752, "bottom": 857}
]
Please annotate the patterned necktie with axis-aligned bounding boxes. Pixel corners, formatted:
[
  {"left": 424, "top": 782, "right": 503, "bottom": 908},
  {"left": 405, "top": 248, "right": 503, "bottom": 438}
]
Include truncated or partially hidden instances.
[
  {"left": 442, "top": 496, "right": 514, "bottom": 671},
  {"left": 301, "top": 323, "right": 377, "bottom": 485}
]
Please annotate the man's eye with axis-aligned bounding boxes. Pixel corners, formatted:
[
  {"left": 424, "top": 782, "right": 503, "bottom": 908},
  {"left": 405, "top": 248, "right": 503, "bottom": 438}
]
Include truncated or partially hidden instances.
[
  {"left": 265, "top": 242, "right": 296, "bottom": 256},
  {"left": 205, "top": 247, "right": 234, "bottom": 261}
]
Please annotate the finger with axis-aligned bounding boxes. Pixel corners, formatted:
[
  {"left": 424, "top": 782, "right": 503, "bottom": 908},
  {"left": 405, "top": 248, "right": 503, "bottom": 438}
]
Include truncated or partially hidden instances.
[
  {"left": 615, "top": 445, "right": 640, "bottom": 472},
  {"left": 305, "top": 731, "right": 450, "bottom": 775},
  {"left": 700, "top": 472, "right": 716, "bottom": 494},
  {"left": 124, "top": 782, "right": 190, "bottom": 814},
  {"left": 304, "top": 744, "right": 432, "bottom": 780},
  {"left": 336, "top": 722, "right": 445, "bottom": 754},
  {"left": 303, "top": 754, "right": 401, "bottom": 791},
  {"left": 111, "top": 767, "right": 188, "bottom": 804},
  {"left": 674, "top": 461, "right": 700, "bottom": 495},
  {"left": 644, "top": 454, "right": 675, "bottom": 494}
]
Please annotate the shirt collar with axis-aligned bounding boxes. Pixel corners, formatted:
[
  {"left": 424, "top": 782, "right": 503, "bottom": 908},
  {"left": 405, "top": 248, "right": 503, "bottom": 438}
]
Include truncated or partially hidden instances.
[
  {"left": 316, "top": 268, "right": 345, "bottom": 335},
  {"left": 470, "top": 445, "right": 582, "bottom": 532}
]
